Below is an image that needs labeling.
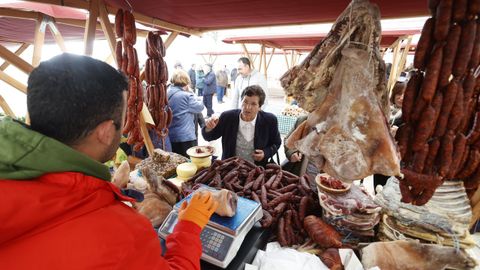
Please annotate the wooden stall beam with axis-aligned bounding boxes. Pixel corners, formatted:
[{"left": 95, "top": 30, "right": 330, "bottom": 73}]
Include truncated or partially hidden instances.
[
  {"left": 0, "top": 69, "right": 28, "bottom": 93},
  {"left": 83, "top": 0, "right": 99, "bottom": 56},
  {"left": 0, "top": 43, "right": 29, "bottom": 71},
  {"left": 262, "top": 44, "right": 267, "bottom": 79},
  {"left": 47, "top": 21, "right": 67, "bottom": 52},
  {"left": 32, "top": 13, "right": 46, "bottom": 67},
  {"left": 98, "top": 0, "right": 117, "bottom": 64},
  {"left": 0, "top": 94, "right": 16, "bottom": 118},
  {"left": 164, "top": 31, "right": 179, "bottom": 50},
  {"left": 0, "top": 44, "right": 34, "bottom": 74},
  {"left": 0, "top": 7, "right": 38, "bottom": 20}
]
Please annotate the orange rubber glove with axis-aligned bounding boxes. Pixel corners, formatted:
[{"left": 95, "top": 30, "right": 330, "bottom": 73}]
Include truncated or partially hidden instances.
[{"left": 178, "top": 191, "right": 218, "bottom": 229}]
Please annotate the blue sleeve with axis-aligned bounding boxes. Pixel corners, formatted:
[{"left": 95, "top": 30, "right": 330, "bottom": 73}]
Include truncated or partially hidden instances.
[
  {"left": 187, "top": 94, "right": 204, "bottom": 113},
  {"left": 204, "top": 72, "right": 215, "bottom": 85}
]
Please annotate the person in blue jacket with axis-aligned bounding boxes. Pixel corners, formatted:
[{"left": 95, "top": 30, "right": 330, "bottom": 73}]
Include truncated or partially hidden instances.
[
  {"left": 167, "top": 69, "right": 205, "bottom": 157},
  {"left": 202, "top": 64, "right": 216, "bottom": 117}
]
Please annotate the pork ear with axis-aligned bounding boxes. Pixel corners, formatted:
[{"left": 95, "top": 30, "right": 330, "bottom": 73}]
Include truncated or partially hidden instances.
[{"left": 285, "top": 121, "right": 310, "bottom": 149}]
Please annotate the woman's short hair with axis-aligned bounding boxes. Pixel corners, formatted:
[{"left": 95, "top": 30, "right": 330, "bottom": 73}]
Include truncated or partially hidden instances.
[
  {"left": 241, "top": 85, "right": 266, "bottom": 107},
  {"left": 170, "top": 69, "right": 191, "bottom": 87},
  {"left": 390, "top": 81, "right": 406, "bottom": 104}
]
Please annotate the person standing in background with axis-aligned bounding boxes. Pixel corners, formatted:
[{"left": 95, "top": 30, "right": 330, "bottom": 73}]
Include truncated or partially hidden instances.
[
  {"left": 202, "top": 64, "right": 216, "bottom": 117},
  {"left": 195, "top": 67, "right": 205, "bottom": 96},
  {"left": 231, "top": 57, "right": 268, "bottom": 109},
  {"left": 167, "top": 70, "right": 205, "bottom": 157},
  {"left": 215, "top": 67, "right": 228, "bottom": 103},
  {"left": 188, "top": 64, "right": 196, "bottom": 90},
  {"left": 230, "top": 67, "right": 238, "bottom": 85}
]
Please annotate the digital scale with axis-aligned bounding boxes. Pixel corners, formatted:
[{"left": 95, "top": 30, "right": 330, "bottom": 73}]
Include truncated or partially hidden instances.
[{"left": 158, "top": 188, "right": 263, "bottom": 268}]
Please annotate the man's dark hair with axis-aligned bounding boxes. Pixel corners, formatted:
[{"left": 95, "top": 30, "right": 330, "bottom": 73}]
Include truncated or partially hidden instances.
[
  {"left": 241, "top": 85, "right": 266, "bottom": 107},
  {"left": 27, "top": 53, "right": 128, "bottom": 145},
  {"left": 238, "top": 57, "right": 251, "bottom": 68}
]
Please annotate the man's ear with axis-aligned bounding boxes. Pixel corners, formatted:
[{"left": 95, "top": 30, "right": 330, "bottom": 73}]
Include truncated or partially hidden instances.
[{"left": 93, "top": 120, "right": 116, "bottom": 146}]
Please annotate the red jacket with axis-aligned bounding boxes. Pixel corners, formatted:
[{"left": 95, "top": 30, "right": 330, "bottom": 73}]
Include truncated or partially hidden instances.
[{"left": 0, "top": 172, "right": 202, "bottom": 269}]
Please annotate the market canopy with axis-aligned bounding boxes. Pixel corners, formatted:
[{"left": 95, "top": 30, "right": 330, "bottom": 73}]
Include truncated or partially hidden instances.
[{"left": 106, "top": 0, "right": 428, "bottom": 32}]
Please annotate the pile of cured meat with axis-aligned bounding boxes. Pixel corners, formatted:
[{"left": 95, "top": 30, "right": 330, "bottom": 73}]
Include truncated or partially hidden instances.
[
  {"left": 185, "top": 157, "right": 321, "bottom": 247},
  {"left": 318, "top": 177, "right": 381, "bottom": 243},
  {"left": 115, "top": 9, "right": 144, "bottom": 151},
  {"left": 144, "top": 32, "right": 172, "bottom": 146},
  {"left": 282, "top": 0, "right": 400, "bottom": 182},
  {"left": 375, "top": 177, "right": 475, "bottom": 249},
  {"left": 396, "top": 0, "right": 480, "bottom": 206}
]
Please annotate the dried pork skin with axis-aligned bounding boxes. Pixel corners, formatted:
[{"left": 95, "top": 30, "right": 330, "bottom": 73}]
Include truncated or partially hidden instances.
[
  {"left": 290, "top": 47, "right": 400, "bottom": 182},
  {"left": 361, "top": 240, "right": 476, "bottom": 270}
]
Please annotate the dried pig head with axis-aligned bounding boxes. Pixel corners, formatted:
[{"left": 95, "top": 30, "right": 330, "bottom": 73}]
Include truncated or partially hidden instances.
[{"left": 288, "top": 47, "right": 400, "bottom": 182}]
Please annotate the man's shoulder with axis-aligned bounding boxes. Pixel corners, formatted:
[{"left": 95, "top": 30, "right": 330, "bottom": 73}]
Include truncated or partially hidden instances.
[
  {"left": 221, "top": 109, "right": 241, "bottom": 118},
  {"left": 258, "top": 111, "right": 277, "bottom": 123}
]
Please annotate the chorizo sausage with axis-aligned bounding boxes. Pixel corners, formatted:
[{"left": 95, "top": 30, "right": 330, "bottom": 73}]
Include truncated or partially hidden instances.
[
  {"left": 421, "top": 44, "right": 444, "bottom": 102},
  {"left": 446, "top": 83, "right": 464, "bottom": 131},
  {"left": 438, "top": 24, "right": 461, "bottom": 88},
  {"left": 423, "top": 138, "right": 441, "bottom": 175},
  {"left": 414, "top": 18, "right": 435, "bottom": 70},
  {"left": 455, "top": 146, "right": 471, "bottom": 177},
  {"left": 452, "top": 0, "right": 468, "bottom": 22},
  {"left": 428, "top": 0, "right": 441, "bottom": 14},
  {"left": 439, "top": 130, "right": 455, "bottom": 177},
  {"left": 123, "top": 10, "right": 136, "bottom": 45},
  {"left": 434, "top": 0, "right": 453, "bottom": 41},
  {"left": 453, "top": 19, "right": 477, "bottom": 77},
  {"left": 468, "top": 19, "right": 480, "bottom": 69},
  {"left": 434, "top": 79, "right": 459, "bottom": 137},
  {"left": 402, "top": 71, "right": 422, "bottom": 123},
  {"left": 468, "top": 0, "right": 480, "bottom": 16},
  {"left": 447, "top": 133, "right": 467, "bottom": 178},
  {"left": 115, "top": 9, "right": 123, "bottom": 38},
  {"left": 457, "top": 149, "right": 480, "bottom": 178},
  {"left": 115, "top": 41, "right": 123, "bottom": 69},
  {"left": 412, "top": 106, "right": 436, "bottom": 152},
  {"left": 126, "top": 45, "right": 135, "bottom": 76},
  {"left": 412, "top": 143, "right": 429, "bottom": 173},
  {"left": 463, "top": 71, "right": 476, "bottom": 104},
  {"left": 396, "top": 123, "right": 411, "bottom": 160},
  {"left": 467, "top": 112, "right": 480, "bottom": 144}
]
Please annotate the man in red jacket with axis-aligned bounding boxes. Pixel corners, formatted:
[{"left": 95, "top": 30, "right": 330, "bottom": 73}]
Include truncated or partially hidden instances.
[{"left": 0, "top": 53, "right": 217, "bottom": 269}]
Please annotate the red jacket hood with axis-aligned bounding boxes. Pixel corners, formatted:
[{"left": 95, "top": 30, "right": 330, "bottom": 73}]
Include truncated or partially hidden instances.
[{"left": 0, "top": 172, "right": 134, "bottom": 246}]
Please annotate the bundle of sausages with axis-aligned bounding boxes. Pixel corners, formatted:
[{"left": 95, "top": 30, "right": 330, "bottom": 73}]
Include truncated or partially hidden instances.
[
  {"left": 115, "top": 9, "right": 144, "bottom": 151},
  {"left": 187, "top": 157, "right": 320, "bottom": 247},
  {"left": 397, "top": 0, "right": 480, "bottom": 205},
  {"left": 145, "top": 31, "right": 172, "bottom": 143}
]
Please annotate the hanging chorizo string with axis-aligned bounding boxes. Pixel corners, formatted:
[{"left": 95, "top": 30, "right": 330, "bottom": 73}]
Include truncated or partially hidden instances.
[
  {"left": 115, "top": 9, "right": 144, "bottom": 151},
  {"left": 144, "top": 31, "right": 172, "bottom": 149},
  {"left": 396, "top": 0, "right": 480, "bottom": 205}
]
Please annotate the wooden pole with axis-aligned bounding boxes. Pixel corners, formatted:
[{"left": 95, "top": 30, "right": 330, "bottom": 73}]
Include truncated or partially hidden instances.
[
  {"left": 139, "top": 110, "right": 154, "bottom": 156},
  {"left": 47, "top": 22, "right": 67, "bottom": 52},
  {"left": 32, "top": 13, "right": 46, "bottom": 67},
  {"left": 258, "top": 44, "right": 264, "bottom": 73},
  {"left": 0, "top": 94, "right": 16, "bottom": 117},
  {"left": 290, "top": 50, "right": 295, "bottom": 67},
  {"left": 241, "top": 43, "right": 255, "bottom": 69},
  {"left": 387, "top": 37, "right": 402, "bottom": 92},
  {"left": 84, "top": 0, "right": 99, "bottom": 56},
  {"left": 98, "top": 0, "right": 117, "bottom": 63},
  {"left": 0, "top": 43, "right": 29, "bottom": 71},
  {"left": 283, "top": 50, "right": 290, "bottom": 69},
  {"left": 262, "top": 45, "right": 267, "bottom": 79},
  {"left": 0, "top": 69, "right": 28, "bottom": 93},
  {"left": 0, "top": 44, "right": 34, "bottom": 74},
  {"left": 266, "top": 48, "right": 275, "bottom": 70},
  {"left": 397, "top": 36, "right": 413, "bottom": 79},
  {"left": 164, "top": 31, "right": 179, "bottom": 49}
]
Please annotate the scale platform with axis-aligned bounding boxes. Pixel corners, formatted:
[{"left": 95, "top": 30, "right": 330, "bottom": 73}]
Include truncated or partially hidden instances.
[{"left": 158, "top": 189, "right": 263, "bottom": 268}]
